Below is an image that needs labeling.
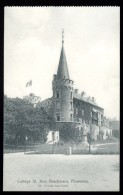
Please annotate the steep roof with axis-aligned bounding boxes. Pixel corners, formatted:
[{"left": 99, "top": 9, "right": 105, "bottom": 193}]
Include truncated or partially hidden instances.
[
  {"left": 73, "top": 92, "right": 103, "bottom": 110},
  {"left": 57, "top": 44, "right": 70, "bottom": 80}
]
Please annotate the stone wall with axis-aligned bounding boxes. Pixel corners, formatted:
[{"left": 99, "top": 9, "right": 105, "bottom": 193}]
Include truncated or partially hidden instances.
[
  {"left": 52, "top": 77, "right": 74, "bottom": 122},
  {"left": 60, "top": 86, "right": 73, "bottom": 121}
]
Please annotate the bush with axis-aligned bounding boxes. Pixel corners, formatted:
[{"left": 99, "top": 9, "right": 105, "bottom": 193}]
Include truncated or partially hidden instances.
[
  {"left": 112, "top": 130, "right": 120, "bottom": 138},
  {"left": 59, "top": 123, "right": 79, "bottom": 142}
]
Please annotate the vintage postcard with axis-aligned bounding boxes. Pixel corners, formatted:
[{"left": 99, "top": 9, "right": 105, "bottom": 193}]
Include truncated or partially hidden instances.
[{"left": 3, "top": 6, "right": 120, "bottom": 191}]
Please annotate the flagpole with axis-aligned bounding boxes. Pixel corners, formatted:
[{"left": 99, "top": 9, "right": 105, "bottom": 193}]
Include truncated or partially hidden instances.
[
  {"left": 31, "top": 83, "right": 32, "bottom": 94},
  {"left": 31, "top": 80, "right": 32, "bottom": 94},
  {"left": 30, "top": 80, "right": 32, "bottom": 95}
]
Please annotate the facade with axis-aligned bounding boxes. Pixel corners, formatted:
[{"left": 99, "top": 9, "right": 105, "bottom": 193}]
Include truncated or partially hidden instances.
[
  {"left": 52, "top": 41, "right": 74, "bottom": 122},
  {"left": 37, "top": 97, "right": 53, "bottom": 116},
  {"left": 23, "top": 93, "right": 41, "bottom": 107},
  {"left": 37, "top": 32, "right": 112, "bottom": 141},
  {"left": 109, "top": 120, "right": 120, "bottom": 138}
]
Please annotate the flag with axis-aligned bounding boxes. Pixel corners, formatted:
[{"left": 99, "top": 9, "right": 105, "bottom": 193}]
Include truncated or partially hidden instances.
[{"left": 26, "top": 80, "right": 32, "bottom": 87}]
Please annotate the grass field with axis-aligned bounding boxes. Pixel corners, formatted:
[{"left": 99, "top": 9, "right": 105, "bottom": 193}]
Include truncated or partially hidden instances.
[{"left": 4, "top": 141, "right": 119, "bottom": 155}]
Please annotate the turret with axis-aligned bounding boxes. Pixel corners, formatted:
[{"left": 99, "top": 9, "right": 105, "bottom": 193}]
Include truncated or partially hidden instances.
[{"left": 52, "top": 30, "right": 74, "bottom": 122}]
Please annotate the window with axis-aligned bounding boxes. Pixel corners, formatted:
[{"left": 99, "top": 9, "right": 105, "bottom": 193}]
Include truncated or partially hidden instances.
[
  {"left": 74, "top": 108, "right": 76, "bottom": 115},
  {"left": 82, "top": 110, "right": 84, "bottom": 116},
  {"left": 56, "top": 101, "right": 60, "bottom": 109},
  {"left": 52, "top": 132, "right": 55, "bottom": 142},
  {"left": 56, "top": 113, "right": 60, "bottom": 121},
  {"left": 76, "top": 108, "right": 78, "bottom": 115},
  {"left": 70, "top": 101, "right": 73, "bottom": 110},
  {"left": 56, "top": 91, "right": 60, "bottom": 99},
  {"left": 90, "top": 111, "right": 92, "bottom": 117},
  {"left": 70, "top": 114, "right": 73, "bottom": 121}
]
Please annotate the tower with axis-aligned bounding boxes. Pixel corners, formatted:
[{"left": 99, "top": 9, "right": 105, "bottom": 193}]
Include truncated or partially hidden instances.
[{"left": 52, "top": 30, "right": 74, "bottom": 122}]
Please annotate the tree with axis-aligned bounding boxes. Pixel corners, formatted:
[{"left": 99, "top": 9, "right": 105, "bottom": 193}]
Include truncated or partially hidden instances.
[
  {"left": 4, "top": 96, "right": 52, "bottom": 146},
  {"left": 59, "top": 123, "right": 79, "bottom": 142}
]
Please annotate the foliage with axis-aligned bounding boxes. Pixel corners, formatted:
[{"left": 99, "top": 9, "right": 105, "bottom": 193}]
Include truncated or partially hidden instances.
[
  {"left": 112, "top": 130, "right": 120, "bottom": 138},
  {"left": 59, "top": 123, "right": 79, "bottom": 142},
  {"left": 4, "top": 95, "right": 52, "bottom": 145}
]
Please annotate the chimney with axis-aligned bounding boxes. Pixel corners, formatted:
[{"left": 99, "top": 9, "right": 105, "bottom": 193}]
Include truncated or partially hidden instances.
[
  {"left": 81, "top": 91, "right": 85, "bottom": 97},
  {"left": 88, "top": 96, "right": 91, "bottom": 101},
  {"left": 92, "top": 97, "right": 95, "bottom": 102}
]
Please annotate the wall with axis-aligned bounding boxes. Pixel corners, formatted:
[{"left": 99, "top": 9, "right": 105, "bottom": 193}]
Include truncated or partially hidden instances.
[
  {"left": 47, "top": 122, "right": 112, "bottom": 142},
  {"left": 73, "top": 98, "right": 104, "bottom": 124},
  {"left": 46, "top": 131, "right": 59, "bottom": 144},
  {"left": 37, "top": 98, "right": 53, "bottom": 117},
  {"left": 90, "top": 124, "right": 99, "bottom": 140},
  {"left": 52, "top": 77, "right": 74, "bottom": 122},
  {"left": 23, "top": 94, "right": 41, "bottom": 107},
  {"left": 60, "top": 86, "right": 73, "bottom": 121}
]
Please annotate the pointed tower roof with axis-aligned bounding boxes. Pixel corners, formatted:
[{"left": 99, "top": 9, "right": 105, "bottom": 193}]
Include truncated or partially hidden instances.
[{"left": 57, "top": 30, "right": 70, "bottom": 80}]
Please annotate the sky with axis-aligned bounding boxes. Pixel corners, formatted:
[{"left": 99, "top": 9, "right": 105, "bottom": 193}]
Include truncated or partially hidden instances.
[{"left": 4, "top": 7, "right": 120, "bottom": 120}]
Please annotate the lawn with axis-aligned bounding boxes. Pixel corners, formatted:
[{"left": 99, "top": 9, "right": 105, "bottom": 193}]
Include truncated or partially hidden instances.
[
  {"left": 4, "top": 141, "right": 120, "bottom": 155},
  {"left": 3, "top": 153, "right": 119, "bottom": 191}
]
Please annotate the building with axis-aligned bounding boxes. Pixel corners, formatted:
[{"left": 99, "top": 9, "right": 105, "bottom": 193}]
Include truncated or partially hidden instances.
[
  {"left": 23, "top": 93, "right": 41, "bottom": 107},
  {"left": 37, "top": 31, "right": 112, "bottom": 141},
  {"left": 109, "top": 120, "right": 120, "bottom": 138},
  {"left": 46, "top": 131, "right": 59, "bottom": 144}
]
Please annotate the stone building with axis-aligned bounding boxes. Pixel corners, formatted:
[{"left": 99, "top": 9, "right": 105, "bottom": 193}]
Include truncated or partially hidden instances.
[
  {"left": 109, "top": 120, "right": 120, "bottom": 138},
  {"left": 37, "top": 31, "right": 112, "bottom": 141},
  {"left": 23, "top": 93, "right": 41, "bottom": 108}
]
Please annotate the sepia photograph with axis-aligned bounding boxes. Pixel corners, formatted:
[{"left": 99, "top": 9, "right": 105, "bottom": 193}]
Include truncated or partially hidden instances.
[{"left": 3, "top": 6, "right": 120, "bottom": 191}]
